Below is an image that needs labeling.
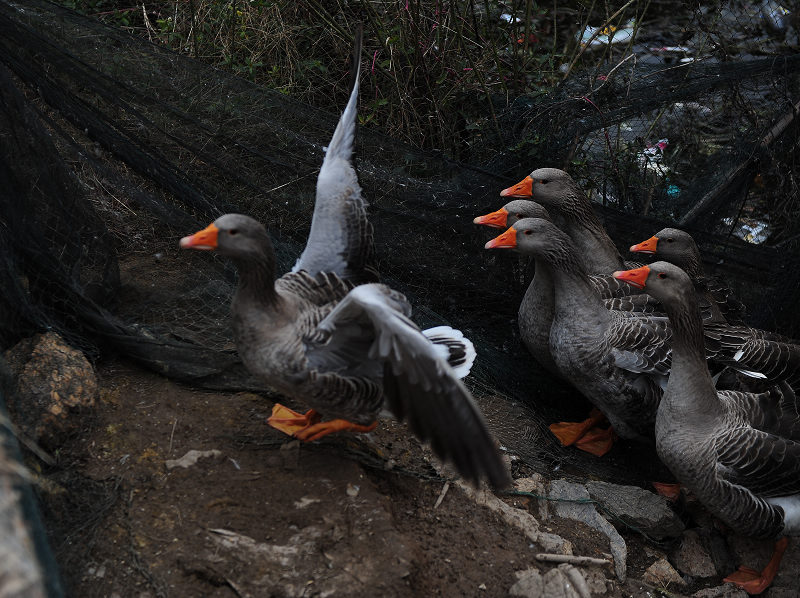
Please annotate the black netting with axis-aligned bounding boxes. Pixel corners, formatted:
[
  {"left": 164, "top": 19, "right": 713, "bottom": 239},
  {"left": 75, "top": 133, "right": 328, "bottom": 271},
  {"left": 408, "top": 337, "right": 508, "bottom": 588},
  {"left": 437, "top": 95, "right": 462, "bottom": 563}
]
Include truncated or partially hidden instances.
[{"left": 1, "top": 0, "right": 799, "bottom": 483}]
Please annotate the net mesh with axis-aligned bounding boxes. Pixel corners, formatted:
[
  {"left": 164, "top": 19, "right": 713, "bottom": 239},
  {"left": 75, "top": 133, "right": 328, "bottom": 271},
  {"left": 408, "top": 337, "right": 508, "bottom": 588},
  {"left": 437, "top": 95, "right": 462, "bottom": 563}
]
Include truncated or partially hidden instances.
[{"left": 1, "top": 0, "right": 799, "bottom": 482}]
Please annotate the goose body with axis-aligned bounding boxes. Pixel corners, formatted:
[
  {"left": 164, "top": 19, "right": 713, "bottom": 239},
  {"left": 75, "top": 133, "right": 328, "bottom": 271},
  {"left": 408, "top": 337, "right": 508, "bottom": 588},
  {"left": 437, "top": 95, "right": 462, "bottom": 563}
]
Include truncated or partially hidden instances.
[
  {"left": 615, "top": 262, "right": 800, "bottom": 594},
  {"left": 180, "top": 30, "right": 509, "bottom": 488},
  {"left": 485, "top": 218, "right": 666, "bottom": 441}
]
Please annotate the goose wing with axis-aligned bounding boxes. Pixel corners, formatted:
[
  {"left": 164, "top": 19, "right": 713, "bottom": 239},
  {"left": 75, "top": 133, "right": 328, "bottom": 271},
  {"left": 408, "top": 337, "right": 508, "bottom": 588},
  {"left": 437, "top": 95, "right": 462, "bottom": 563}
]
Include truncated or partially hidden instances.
[
  {"left": 305, "top": 284, "right": 510, "bottom": 487},
  {"left": 608, "top": 312, "right": 672, "bottom": 376},
  {"left": 715, "top": 413, "right": 800, "bottom": 498},
  {"left": 293, "top": 26, "right": 377, "bottom": 283}
]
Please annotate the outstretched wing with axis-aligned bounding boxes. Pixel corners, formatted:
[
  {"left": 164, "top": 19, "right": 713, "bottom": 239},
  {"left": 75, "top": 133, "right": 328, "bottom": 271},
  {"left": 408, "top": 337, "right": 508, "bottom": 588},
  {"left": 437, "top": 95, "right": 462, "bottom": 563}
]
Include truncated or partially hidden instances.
[
  {"left": 306, "top": 284, "right": 510, "bottom": 487},
  {"left": 293, "top": 25, "right": 377, "bottom": 283}
]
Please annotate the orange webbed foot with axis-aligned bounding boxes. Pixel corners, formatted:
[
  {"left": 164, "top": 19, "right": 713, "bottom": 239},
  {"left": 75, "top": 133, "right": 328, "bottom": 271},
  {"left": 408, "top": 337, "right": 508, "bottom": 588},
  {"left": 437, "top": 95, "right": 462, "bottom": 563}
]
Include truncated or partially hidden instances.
[
  {"left": 573, "top": 425, "right": 617, "bottom": 457},
  {"left": 267, "top": 404, "right": 321, "bottom": 436},
  {"left": 723, "top": 537, "right": 789, "bottom": 595},
  {"left": 294, "top": 419, "right": 378, "bottom": 442},
  {"left": 549, "top": 408, "right": 615, "bottom": 455}
]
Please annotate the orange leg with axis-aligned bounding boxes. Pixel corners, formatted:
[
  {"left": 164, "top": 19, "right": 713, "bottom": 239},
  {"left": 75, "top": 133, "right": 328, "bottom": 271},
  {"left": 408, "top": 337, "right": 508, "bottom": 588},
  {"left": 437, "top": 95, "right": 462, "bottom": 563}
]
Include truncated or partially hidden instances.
[
  {"left": 294, "top": 419, "right": 378, "bottom": 442},
  {"left": 267, "top": 404, "right": 321, "bottom": 436},
  {"left": 549, "top": 408, "right": 616, "bottom": 456},
  {"left": 723, "top": 537, "right": 789, "bottom": 595}
]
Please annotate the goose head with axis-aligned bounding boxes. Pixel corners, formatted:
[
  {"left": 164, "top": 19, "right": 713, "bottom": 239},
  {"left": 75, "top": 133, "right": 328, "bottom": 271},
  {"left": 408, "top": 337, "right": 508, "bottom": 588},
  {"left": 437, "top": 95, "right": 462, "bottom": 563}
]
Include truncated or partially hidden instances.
[
  {"left": 484, "top": 217, "right": 567, "bottom": 256},
  {"left": 473, "top": 200, "right": 551, "bottom": 229},
  {"left": 613, "top": 261, "right": 694, "bottom": 305},
  {"left": 499, "top": 168, "right": 578, "bottom": 208},
  {"left": 180, "top": 213, "right": 272, "bottom": 260},
  {"left": 630, "top": 228, "right": 702, "bottom": 276}
]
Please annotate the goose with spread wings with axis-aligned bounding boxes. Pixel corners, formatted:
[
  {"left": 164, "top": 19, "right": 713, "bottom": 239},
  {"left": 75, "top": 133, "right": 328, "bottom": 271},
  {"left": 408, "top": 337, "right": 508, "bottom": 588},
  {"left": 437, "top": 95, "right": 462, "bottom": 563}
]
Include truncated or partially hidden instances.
[{"left": 179, "top": 29, "right": 509, "bottom": 487}]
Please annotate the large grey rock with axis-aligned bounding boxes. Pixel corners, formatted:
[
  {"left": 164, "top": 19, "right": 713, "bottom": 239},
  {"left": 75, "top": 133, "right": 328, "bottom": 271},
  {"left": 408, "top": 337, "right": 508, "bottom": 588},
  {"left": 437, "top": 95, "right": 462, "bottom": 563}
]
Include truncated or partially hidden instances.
[
  {"left": 585, "top": 480, "right": 685, "bottom": 539},
  {"left": 670, "top": 530, "right": 717, "bottom": 578},
  {"left": 549, "top": 479, "right": 626, "bottom": 582}
]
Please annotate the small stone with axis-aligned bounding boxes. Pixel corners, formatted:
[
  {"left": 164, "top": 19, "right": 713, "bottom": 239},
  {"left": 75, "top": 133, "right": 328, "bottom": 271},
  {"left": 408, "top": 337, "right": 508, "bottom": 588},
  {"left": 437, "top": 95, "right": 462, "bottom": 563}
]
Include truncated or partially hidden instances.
[
  {"left": 643, "top": 558, "right": 685, "bottom": 587},
  {"left": 280, "top": 440, "right": 300, "bottom": 470},
  {"left": 165, "top": 449, "right": 222, "bottom": 469},
  {"left": 542, "top": 567, "right": 582, "bottom": 598},
  {"left": 671, "top": 530, "right": 717, "bottom": 578},
  {"left": 509, "top": 568, "right": 543, "bottom": 597},
  {"left": 346, "top": 483, "right": 360, "bottom": 497},
  {"left": 478, "top": 583, "right": 486, "bottom": 590}
]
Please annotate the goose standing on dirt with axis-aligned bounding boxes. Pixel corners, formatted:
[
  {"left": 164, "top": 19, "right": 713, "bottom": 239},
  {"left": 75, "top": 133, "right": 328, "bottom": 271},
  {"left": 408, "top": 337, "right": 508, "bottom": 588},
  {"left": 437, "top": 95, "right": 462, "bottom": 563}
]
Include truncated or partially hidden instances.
[
  {"left": 180, "top": 28, "right": 509, "bottom": 488},
  {"left": 484, "top": 218, "right": 669, "bottom": 455},
  {"left": 614, "top": 262, "right": 800, "bottom": 595}
]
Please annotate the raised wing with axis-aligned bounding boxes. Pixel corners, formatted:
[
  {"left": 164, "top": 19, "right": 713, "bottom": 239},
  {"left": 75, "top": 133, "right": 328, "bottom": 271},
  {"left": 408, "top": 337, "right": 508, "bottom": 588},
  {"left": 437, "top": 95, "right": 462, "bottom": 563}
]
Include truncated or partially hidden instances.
[
  {"left": 306, "top": 284, "right": 510, "bottom": 487},
  {"left": 293, "top": 25, "right": 377, "bottom": 283}
]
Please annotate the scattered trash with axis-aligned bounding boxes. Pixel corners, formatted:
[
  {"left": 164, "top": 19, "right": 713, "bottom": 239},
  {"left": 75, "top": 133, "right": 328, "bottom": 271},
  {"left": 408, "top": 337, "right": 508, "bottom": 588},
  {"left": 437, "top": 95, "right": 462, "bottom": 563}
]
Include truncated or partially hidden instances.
[
  {"left": 500, "top": 13, "right": 521, "bottom": 24},
  {"left": 346, "top": 483, "right": 360, "bottom": 497},
  {"left": 578, "top": 20, "right": 636, "bottom": 47},
  {"left": 723, "top": 217, "right": 771, "bottom": 244},
  {"left": 637, "top": 138, "right": 669, "bottom": 176},
  {"left": 165, "top": 449, "right": 222, "bottom": 469},
  {"left": 759, "top": 0, "right": 791, "bottom": 33}
]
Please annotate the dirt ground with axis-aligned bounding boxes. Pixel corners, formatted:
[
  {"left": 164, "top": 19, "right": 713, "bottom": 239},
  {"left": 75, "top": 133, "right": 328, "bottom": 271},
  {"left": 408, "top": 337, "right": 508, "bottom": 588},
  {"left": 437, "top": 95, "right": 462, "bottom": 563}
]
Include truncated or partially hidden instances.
[{"left": 36, "top": 359, "right": 680, "bottom": 598}]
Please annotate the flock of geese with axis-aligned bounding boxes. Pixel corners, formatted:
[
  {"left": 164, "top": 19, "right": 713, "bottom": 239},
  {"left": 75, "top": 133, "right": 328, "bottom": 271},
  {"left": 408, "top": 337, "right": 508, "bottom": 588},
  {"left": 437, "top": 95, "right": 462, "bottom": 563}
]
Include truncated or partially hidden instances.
[{"left": 178, "top": 30, "right": 800, "bottom": 595}]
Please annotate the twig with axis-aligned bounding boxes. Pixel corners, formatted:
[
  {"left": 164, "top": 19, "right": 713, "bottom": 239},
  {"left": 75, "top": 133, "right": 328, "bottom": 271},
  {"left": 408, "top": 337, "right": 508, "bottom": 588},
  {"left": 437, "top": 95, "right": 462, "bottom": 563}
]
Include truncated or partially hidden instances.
[
  {"left": 168, "top": 417, "right": 177, "bottom": 454},
  {"left": 433, "top": 481, "right": 450, "bottom": 508},
  {"left": 536, "top": 553, "right": 611, "bottom": 566}
]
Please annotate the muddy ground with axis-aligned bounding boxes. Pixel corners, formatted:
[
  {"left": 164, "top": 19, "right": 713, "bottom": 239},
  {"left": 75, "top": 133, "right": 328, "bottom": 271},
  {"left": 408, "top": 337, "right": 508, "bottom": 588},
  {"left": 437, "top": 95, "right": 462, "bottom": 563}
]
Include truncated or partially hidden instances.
[{"left": 33, "top": 358, "right": 787, "bottom": 598}]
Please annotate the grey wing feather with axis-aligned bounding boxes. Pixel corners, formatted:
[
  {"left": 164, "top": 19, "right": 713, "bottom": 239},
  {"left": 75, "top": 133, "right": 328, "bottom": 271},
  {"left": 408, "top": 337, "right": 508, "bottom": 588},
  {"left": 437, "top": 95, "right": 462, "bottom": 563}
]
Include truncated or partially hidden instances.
[
  {"left": 293, "top": 26, "right": 377, "bottom": 283},
  {"left": 608, "top": 313, "right": 672, "bottom": 376},
  {"left": 308, "top": 284, "right": 510, "bottom": 487}
]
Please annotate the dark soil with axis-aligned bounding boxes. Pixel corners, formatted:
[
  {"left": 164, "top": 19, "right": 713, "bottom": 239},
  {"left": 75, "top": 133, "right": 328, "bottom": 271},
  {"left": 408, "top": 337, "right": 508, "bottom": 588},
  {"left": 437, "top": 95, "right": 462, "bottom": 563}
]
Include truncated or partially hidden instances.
[{"left": 38, "top": 360, "right": 636, "bottom": 598}]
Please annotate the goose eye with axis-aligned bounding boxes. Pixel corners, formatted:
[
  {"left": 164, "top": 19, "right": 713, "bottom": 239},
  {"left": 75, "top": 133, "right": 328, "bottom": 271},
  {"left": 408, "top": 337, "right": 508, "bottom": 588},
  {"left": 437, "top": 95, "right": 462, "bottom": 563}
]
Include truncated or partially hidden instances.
[
  {"left": 516, "top": 213, "right": 524, "bottom": 219},
  {"left": 524, "top": 230, "right": 533, "bottom": 235},
  {"left": 540, "top": 179, "right": 549, "bottom": 184},
  {"left": 666, "top": 238, "right": 674, "bottom": 243},
  {"left": 229, "top": 229, "right": 239, "bottom": 236},
  {"left": 657, "top": 272, "right": 667, "bottom": 279}
]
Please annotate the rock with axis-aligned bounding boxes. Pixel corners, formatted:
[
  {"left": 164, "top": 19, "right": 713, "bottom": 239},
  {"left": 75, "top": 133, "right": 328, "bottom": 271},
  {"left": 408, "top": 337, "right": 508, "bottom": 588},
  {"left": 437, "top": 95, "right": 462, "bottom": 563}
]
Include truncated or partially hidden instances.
[
  {"left": 509, "top": 568, "right": 543, "bottom": 597},
  {"left": 643, "top": 557, "right": 685, "bottom": 588},
  {"left": 549, "top": 479, "right": 626, "bottom": 582},
  {"left": 557, "top": 564, "right": 592, "bottom": 598},
  {"left": 585, "top": 480, "right": 685, "bottom": 539},
  {"left": 165, "top": 449, "right": 223, "bottom": 470},
  {"left": 542, "top": 567, "right": 584, "bottom": 598},
  {"left": 3, "top": 331, "right": 97, "bottom": 449},
  {"left": 515, "top": 475, "right": 550, "bottom": 521},
  {"left": 692, "top": 584, "right": 748, "bottom": 598},
  {"left": 670, "top": 530, "right": 717, "bottom": 578}
]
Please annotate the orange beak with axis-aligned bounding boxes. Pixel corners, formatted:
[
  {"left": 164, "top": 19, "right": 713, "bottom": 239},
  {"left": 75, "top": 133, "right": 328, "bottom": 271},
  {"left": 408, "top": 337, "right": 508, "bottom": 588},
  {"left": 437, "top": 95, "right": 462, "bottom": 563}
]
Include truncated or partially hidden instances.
[
  {"left": 473, "top": 208, "right": 509, "bottom": 229},
  {"left": 485, "top": 227, "right": 517, "bottom": 249},
  {"left": 613, "top": 265, "right": 651, "bottom": 290},
  {"left": 180, "top": 223, "right": 219, "bottom": 250},
  {"left": 630, "top": 235, "right": 659, "bottom": 254},
  {"left": 500, "top": 175, "right": 533, "bottom": 198}
]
